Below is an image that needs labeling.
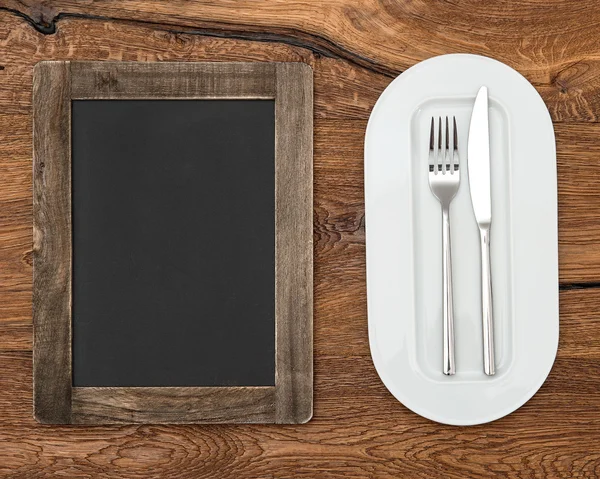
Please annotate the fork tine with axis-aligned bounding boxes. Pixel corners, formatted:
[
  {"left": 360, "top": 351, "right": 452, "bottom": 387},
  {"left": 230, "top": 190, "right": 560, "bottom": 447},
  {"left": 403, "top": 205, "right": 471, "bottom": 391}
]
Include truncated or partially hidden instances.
[
  {"left": 445, "top": 116, "right": 450, "bottom": 173},
  {"left": 453, "top": 116, "right": 458, "bottom": 151},
  {"left": 437, "top": 116, "right": 443, "bottom": 174},
  {"left": 453, "top": 116, "right": 459, "bottom": 172},
  {"left": 429, "top": 117, "right": 435, "bottom": 151},
  {"left": 428, "top": 117, "right": 435, "bottom": 172}
]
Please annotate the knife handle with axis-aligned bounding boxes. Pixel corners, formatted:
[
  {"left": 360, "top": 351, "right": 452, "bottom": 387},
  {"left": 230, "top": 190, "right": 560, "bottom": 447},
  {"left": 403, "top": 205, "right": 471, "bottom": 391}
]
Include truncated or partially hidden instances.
[
  {"left": 480, "top": 226, "right": 496, "bottom": 376},
  {"left": 442, "top": 207, "right": 455, "bottom": 376}
]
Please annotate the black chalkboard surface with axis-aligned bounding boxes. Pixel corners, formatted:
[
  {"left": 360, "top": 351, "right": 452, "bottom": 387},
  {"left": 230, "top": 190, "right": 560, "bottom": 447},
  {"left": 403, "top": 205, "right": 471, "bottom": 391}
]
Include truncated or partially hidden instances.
[
  {"left": 72, "top": 100, "right": 276, "bottom": 387},
  {"left": 33, "top": 61, "right": 312, "bottom": 424}
]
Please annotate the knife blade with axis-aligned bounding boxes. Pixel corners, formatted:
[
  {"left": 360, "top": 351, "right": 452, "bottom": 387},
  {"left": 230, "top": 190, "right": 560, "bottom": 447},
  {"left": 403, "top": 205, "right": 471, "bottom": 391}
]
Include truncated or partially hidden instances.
[
  {"left": 467, "top": 86, "right": 496, "bottom": 376},
  {"left": 468, "top": 86, "right": 491, "bottom": 228}
]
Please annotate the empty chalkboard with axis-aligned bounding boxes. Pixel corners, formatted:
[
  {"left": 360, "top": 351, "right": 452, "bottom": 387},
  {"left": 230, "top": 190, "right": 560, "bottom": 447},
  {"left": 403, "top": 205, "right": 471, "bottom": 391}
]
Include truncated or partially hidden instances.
[
  {"left": 33, "top": 61, "right": 313, "bottom": 424},
  {"left": 72, "top": 99, "right": 276, "bottom": 387}
]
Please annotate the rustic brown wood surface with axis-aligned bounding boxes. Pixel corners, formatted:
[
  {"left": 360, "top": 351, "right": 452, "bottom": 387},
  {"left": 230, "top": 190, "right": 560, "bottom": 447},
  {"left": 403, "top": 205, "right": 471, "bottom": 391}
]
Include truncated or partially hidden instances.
[
  {"left": 274, "top": 62, "right": 314, "bottom": 424},
  {"left": 71, "top": 387, "right": 277, "bottom": 424},
  {"left": 0, "top": 0, "right": 599, "bottom": 476},
  {"left": 32, "top": 61, "right": 72, "bottom": 424},
  {"left": 70, "top": 61, "right": 277, "bottom": 99}
]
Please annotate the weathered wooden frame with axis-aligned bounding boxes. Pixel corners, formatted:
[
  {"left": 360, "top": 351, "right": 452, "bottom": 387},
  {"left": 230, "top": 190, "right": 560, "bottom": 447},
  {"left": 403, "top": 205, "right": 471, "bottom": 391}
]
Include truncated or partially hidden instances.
[{"left": 32, "top": 61, "right": 313, "bottom": 424}]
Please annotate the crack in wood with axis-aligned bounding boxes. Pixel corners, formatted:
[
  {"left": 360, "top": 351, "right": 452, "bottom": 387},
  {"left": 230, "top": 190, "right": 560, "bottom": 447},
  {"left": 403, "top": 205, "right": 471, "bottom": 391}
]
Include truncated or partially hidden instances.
[
  {"left": 560, "top": 282, "right": 600, "bottom": 291},
  {"left": 0, "top": 6, "right": 56, "bottom": 34},
  {"left": 0, "top": 7, "right": 398, "bottom": 78}
]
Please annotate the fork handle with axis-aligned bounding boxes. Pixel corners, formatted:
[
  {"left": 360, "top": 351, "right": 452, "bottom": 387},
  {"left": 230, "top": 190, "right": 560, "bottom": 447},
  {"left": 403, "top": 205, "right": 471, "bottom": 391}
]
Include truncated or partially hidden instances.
[
  {"left": 479, "top": 227, "right": 496, "bottom": 376},
  {"left": 442, "top": 207, "right": 455, "bottom": 376}
]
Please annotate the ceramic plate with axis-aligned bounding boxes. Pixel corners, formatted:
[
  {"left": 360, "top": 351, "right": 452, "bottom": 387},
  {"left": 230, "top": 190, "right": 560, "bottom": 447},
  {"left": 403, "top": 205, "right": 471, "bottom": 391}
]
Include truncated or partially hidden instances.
[{"left": 364, "top": 53, "right": 558, "bottom": 425}]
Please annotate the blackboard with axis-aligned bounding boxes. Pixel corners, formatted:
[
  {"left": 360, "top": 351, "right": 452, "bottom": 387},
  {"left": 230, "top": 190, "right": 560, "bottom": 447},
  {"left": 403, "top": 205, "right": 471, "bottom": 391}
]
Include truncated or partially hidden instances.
[
  {"left": 33, "top": 61, "right": 313, "bottom": 424},
  {"left": 72, "top": 99, "right": 276, "bottom": 387}
]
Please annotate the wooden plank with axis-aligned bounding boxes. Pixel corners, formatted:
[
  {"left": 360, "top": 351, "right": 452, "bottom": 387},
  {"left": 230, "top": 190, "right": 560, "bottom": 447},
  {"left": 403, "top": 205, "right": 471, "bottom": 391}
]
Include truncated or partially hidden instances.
[
  {"left": 71, "top": 387, "right": 276, "bottom": 424},
  {"left": 32, "top": 61, "right": 72, "bottom": 424},
  {"left": 0, "top": 422, "right": 598, "bottom": 478},
  {"left": 70, "top": 61, "right": 276, "bottom": 99},
  {"left": 5, "top": 1, "right": 600, "bottom": 121},
  {"left": 4, "top": 10, "right": 600, "bottom": 123},
  {"left": 274, "top": 62, "right": 313, "bottom": 423}
]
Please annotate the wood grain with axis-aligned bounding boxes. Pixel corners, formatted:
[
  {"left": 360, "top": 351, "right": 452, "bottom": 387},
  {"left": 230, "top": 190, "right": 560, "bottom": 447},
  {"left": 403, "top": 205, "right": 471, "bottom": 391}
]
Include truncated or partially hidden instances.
[
  {"left": 274, "top": 62, "right": 313, "bottom": 423},
  {"left": 71, "top": 61, "right": 276, "bottom": 99},
  {"left": 32, "top": 60, "right": 72, "bottom": 424},
  {"left": 0, "top": 1, "right": 599, "bottom": 476},
  {"left": 72, "top": 387, "right": 276, "bottom": 424}
]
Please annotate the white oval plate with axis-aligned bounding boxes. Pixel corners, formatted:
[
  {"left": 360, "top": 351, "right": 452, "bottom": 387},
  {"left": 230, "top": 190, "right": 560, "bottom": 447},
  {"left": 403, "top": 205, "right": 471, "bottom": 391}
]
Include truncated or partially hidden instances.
[{"left": 364, "top": 54, "right": 558, "bottom": 425}]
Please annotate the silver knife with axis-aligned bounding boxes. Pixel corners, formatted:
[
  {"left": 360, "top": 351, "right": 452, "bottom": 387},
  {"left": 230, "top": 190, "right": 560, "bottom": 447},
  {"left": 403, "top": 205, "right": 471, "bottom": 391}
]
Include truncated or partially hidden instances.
[{"left": 468, "top": 86, "right": 496, "bottom": 376}]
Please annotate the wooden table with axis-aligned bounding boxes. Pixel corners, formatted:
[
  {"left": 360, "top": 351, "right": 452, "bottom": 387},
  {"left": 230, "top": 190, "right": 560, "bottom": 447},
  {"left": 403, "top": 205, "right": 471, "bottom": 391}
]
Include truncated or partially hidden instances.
[{"left": 0, "top": 1, "right": 599, "bottom": 477}]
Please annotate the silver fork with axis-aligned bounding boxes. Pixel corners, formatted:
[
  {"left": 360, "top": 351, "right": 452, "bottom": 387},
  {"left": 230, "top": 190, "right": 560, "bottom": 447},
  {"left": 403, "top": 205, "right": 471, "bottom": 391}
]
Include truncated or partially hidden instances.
[{"left": 428, "top": 116, "right": 460, "bottom": 376}]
